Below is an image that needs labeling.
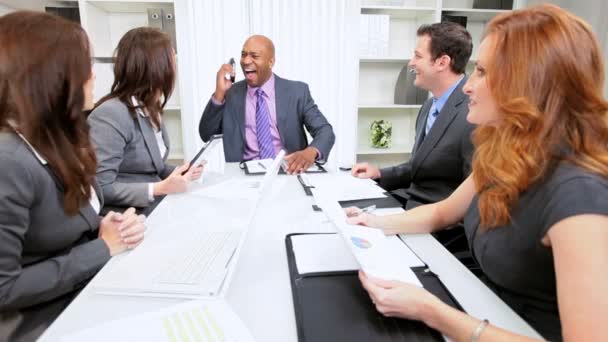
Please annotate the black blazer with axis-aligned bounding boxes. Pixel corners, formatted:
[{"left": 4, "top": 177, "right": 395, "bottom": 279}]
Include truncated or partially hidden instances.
[
  {"left": 379, "top": 77, "right": 475, "bottom": 209},
  {"left": 199, "top": 74, "right": 335, "bottom": 162}
]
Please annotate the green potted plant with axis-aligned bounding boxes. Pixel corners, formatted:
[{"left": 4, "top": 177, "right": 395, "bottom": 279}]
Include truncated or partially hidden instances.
[{"left": 370, "top": 119, "right": 392, "bottom": 148}]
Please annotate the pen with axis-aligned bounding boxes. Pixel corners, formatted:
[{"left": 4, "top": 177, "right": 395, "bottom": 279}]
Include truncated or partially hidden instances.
[
  {"left": 257, "top": 161, "right": 267, "bottom": 170},
  {"left": 346, "top": 205, "right": 376, "bottom": 218}
]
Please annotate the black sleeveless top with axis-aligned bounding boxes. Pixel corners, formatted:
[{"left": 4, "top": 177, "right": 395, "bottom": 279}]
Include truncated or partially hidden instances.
[{"left": 464, "top": 162, "right": 608, "bottom": 341}]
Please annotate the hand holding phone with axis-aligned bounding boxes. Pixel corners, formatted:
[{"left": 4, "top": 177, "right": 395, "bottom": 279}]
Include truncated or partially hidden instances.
[
  {"left": 214, "top": 59, "right": 235, "bottom": 102},
  {"left": 224, "top": 57, "right": 236, "bottom": 83}
]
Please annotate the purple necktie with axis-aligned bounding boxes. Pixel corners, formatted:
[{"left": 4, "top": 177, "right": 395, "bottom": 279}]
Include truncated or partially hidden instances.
[{"left": 255, "top": 89, "right": 275, "bottom": 159}]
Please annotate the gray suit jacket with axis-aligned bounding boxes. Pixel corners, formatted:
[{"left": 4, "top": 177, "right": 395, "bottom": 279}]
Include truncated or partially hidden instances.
[
  {"left": 379, "top": 77, "right": 475, "bottom": 209},
  {"left": 0, "top": 132, "right": 110, "bottom": 341},
  {"left": 199, "top": 74, "right": 336, "bottom": 162},
  {"left": 88, "top": 98, "right": 175, "bottom": 209}
]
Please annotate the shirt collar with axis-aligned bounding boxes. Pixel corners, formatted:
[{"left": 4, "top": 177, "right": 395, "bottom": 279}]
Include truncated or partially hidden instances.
[
  {"left": 431, "top": 75, "right": 464, "bottom": 114},
  {"left": 16, "top": 132, "right": 48, "bottom": 165},
  {"left": 247, "top": 73, "right": 275, "bottom": 98},
  {"left": 131, "top": 96, "right": 147, "bottom": 117}
]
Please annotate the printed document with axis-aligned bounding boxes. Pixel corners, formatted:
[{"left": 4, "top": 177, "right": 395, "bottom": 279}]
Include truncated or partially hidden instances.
[
  {"left": 314, "top": 190, "right": 424, "bottom": 286},
  {"left": 61, "top": 300, "right": 255, "bottom": 342}
]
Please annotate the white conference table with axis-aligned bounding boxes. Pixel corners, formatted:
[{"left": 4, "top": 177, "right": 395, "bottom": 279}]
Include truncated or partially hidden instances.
[{"left": 40, "top": 164, "right": 540, "bottom": 341}]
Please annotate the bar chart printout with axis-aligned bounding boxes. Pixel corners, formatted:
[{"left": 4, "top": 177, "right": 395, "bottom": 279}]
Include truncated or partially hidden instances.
[{"left": 61, "top": 300, "right": 255, "bottom": 342}]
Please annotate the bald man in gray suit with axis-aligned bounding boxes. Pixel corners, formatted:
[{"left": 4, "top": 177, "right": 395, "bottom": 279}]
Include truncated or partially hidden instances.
[{"left": 199, "top": 35, "right": 335, "bottom": 174}]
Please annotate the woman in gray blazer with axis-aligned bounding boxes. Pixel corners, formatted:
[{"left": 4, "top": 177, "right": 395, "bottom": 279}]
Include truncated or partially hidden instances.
[
  {"left": 88, "top": 28, "right": 203, "bottom": 214},
  {"left": 0, "top": 12, "right": 146, "bottom": 341}
]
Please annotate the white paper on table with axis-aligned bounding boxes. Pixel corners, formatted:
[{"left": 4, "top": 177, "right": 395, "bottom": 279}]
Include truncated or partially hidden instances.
[
  {"left": 336, "top": 221, "right": 423, "bottom": 286},
  {"left": 61, "top": 299, "right": 255, "bottom": 342},
  {"left": 304, "top": 173, "right": 386, "bottom": 201},
  {"left": 245, "top": 160, "right": 322, "bottom": 174},
  {"left": 314, "top": 190, "right": 424, "bottom": 286},
  {"left": 243, "top": 159, "right": 274, "bottom": 173},
  {"left": 291, "top": 234, "right": 359, "bottom": 274}
]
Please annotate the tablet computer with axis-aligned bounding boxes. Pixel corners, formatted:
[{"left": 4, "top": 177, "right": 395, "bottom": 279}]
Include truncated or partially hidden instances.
[{"left": 182, "top": 134, "right": 223, "bottom": 175}]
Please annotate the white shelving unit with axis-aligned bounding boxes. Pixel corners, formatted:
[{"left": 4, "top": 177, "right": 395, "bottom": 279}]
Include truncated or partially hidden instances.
[
  {"left": 78, "top": 0, "right": 184, "bottom": 161},
  {"left": 357, "top": 0, "right": 521, "bottom": 167}
]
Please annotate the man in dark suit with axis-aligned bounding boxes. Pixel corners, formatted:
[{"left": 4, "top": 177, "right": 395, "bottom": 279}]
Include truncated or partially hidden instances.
[
  {"left": 353, "top": 22, "right": 475, "bottom": 211},
  {"left": 199, "top": 35, "right": 335, "bottom": 174}
]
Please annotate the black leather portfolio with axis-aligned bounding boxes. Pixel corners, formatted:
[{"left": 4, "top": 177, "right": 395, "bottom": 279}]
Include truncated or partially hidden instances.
[
  {"left": 285, "top": 233, "right": 463, "bottom": 342},
  {"left": 338, "top": 193, "right": 402, "bottom": 209}
]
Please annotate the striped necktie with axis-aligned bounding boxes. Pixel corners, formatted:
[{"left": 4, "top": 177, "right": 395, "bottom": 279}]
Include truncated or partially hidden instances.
[{"left": 255, "top": 89, "right": 276, "bottom": 159}]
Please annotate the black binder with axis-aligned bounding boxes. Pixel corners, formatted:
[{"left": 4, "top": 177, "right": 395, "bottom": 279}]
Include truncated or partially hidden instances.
[
  {"left": 285, "top": 233, "right": 463, "bottom": 342},
  {"left": 338, "top": 193, "right": 402, "bottom": 209}
]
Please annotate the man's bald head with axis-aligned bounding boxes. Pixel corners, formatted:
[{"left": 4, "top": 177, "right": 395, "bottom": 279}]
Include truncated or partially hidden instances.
[
  {"left": 244, "top": 35, "right": 275, "bottom": 58},
  {"left": 241, "top": 35, "right": 276, "bottom": 87}
]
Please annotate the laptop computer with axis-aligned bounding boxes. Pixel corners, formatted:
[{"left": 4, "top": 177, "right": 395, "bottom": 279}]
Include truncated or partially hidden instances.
[
  {"left": 193, "top": 149, "right": 286, "bottom": 200},
  {"left": 93, "top": 151, "right": 286, "bottom": 298}
]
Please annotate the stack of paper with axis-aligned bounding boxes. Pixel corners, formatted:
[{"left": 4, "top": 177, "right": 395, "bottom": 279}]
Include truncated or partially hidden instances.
[
  {"left": 291, "top": 234, "right": 360, "bottom": 274},
  {"left": 61, "top": 300, "right": 255, "bottom": 342}
]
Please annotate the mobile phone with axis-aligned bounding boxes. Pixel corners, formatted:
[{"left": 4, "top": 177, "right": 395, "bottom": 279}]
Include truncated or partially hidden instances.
[{"left": 224, "top": 57, "right": 236, "bottom": 83}]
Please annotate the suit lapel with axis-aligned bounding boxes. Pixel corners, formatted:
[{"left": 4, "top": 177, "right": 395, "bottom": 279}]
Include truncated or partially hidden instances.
[
  {"left": 232, "top": 82, "right": 247, "bottom": 154},
  {"left": 78, "top": 198, "right": 101, "bottom": 232},
  {"left": 411, "top": 77, "right": 468, "bottom": 177},
  {"left": 274, "top": 75, "right": 289, "bottom": 146},
  {"left": 412, "top": 100, "right": 433, "bottom": 153},
  {"left": 16, "top": 131, "right": 101, "bottom": 230},
  {"left": 93, "top": 181, "right": 104, "bottom": 209},
  {"left": 160, "top": 121, "right": 171, "bottom": 159},
  {"left": 136, "top": 115, "right": 163, "bottom": 172},
  {"left": 40, "top": 163, "right": 99, "bottom": 231}
]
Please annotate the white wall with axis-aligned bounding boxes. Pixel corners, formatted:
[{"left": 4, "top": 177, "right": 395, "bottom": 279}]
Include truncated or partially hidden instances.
[{"left": 0, "top": 3, "right": 15, "bottom": 15}]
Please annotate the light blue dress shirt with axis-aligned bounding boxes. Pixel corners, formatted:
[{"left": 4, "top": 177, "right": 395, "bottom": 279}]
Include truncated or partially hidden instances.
[{"left": 425, "top": 76, "right": 465, "bottom": 135}]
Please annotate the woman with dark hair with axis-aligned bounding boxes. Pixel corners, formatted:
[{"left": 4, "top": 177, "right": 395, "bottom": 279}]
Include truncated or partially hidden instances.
[
  {"left": 0, "top": 11, "right": 146, "bottom": 341},
  {"left": 347, "top": 4, "right": 608, "bottom": 342},
  {"left": 88, "top": 27, "right": 203, "bottom": 214}
]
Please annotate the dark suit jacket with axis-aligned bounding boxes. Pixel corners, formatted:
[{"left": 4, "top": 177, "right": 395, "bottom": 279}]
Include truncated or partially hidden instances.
[
  {"left": 379, "top": 77, "right": 475, "bottom": 209},
  {"left": 199, "top": 74, "right": 335, "bottom": 162},
  {"left": 0, "top": 132, "right": 111, "bottom": 341},
  {"left": 88, "top": 98, "right": 175, "bottom": 210}
]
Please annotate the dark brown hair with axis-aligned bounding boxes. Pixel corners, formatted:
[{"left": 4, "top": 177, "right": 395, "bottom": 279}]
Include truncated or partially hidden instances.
[
  {"left": 472, "top": 4, "right": 608, "bottom": 229},
  {"left": 417, "top": 22, "right": 473, "bottom": 74},
  {"left": 0, "top": 11, "right": 97, "bottom": 215},
  {"left": 97, "top": 27, "right": 175, "bottom": 128}
]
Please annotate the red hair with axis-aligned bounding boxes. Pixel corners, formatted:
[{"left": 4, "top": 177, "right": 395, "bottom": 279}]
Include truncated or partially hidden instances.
[{"left": 473, "top": 4, "right": 608, "bottom": 229}]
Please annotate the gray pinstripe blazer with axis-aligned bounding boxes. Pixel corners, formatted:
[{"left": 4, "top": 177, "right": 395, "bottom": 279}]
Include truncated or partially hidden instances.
[
  {"left": 88, "top": 98, "right": 176, "bottom": 209},
  {"left": 0, "top": 131, "right": 110, "bottom": 341}
]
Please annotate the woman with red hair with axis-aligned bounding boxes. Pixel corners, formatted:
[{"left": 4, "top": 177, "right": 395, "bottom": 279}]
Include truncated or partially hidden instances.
[{"left": 347, "top": 4, "right": 608, "bottom": 341}]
